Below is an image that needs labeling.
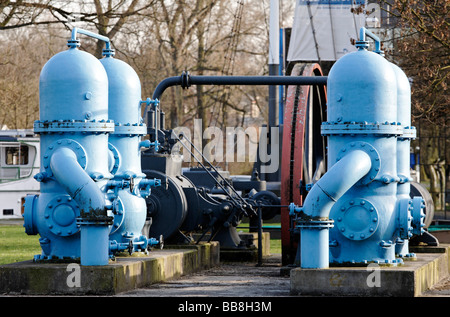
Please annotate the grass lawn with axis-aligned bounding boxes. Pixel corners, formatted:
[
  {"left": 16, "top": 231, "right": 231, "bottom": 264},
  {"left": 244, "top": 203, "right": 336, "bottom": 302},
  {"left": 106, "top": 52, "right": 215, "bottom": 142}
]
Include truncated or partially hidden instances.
[
  {"left": 269, "top": 238, "right": 281, "bottom": 254},
  {"left": 237, "top": 222, "right": 282, "bottom": 254},
  {"left": 0, "top": 224, "right": 41, "bottom": 265}
]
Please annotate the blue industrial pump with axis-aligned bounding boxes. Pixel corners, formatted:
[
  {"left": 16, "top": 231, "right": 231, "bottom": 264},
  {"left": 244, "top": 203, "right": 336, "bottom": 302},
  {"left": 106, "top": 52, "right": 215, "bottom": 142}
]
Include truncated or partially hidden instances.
[
  {"left": 289, "top": 28, "right": 426, "bottom": 268},
  {"left": 24, "top": 29, "right": 161, "bottom": 266}
]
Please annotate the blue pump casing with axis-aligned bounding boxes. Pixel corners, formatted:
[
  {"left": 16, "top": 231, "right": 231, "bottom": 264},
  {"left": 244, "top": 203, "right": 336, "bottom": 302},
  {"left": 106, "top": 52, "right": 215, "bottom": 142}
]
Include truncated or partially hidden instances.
[
  {"left": 290, "top": 28, "right": 425, "bottom": 268},
  {"left": 325, "top": 46, "right": 401, "bottom": 264},
  {"left": 23, "top": 29, "right": 160, "bottom": 265},
  {"left": 24, "top": 37, "right": 114, "bottom": 265}
]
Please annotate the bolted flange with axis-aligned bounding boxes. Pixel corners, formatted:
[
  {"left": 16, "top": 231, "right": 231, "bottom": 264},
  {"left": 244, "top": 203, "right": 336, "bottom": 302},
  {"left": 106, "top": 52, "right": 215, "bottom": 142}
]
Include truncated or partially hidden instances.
[
  {"left": 43, "top": 139, "right": 87, "bottom": 177},
  {"left": 334, "top": 198, "right": 379, "bottom": 241},
  {"left": 110, "top": 197, "right": 125, "bottom": 234},
  {"left": 411, "top": 196, "right": 426, "bottom": 235},
  {"left": 397, "top": 198, "right": 413, "bottom": 239},
  {"left": 108, "top": 142, "right": 121, "bottom": 175},
  {"left": 44, "top": 195, "right": 80, "bottom": 237}
]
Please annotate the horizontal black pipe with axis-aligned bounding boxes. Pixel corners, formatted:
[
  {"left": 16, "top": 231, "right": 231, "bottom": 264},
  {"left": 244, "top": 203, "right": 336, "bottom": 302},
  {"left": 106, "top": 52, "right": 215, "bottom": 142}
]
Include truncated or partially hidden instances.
[{"left": 152, "top": 71, "right": 328, "bottom": 100}]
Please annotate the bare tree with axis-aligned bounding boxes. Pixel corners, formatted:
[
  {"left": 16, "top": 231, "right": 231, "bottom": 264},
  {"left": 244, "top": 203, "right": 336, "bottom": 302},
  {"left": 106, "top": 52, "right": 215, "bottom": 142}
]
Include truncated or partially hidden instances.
[
  {"left": 1, "top": 1, "right": 157, "bottom": 57},
  {"left": 0, "top": 27, "right": 61, "bottom": 129},
  {"left": 381, "top": 0, "right": 449, "bottom": 125},
  {"left": 145, "top": 0, "right": 221, "bottom": 128},
  {"left": 1, "top": 0, "right": 68, "bottom": 29},
  {"left": 90, "top": 0, "right": 156, "bottom": 58},
  {"left": 0, "top": 0, "right": 279, "bottom": 141},
  {"left": 381, "top": 0, "right": 449, "bottom": 211}
]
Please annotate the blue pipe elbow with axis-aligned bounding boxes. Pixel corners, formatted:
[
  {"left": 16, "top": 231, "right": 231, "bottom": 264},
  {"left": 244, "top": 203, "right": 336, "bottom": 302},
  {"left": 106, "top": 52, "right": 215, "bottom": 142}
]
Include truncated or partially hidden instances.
[
  {"left": 356, "top": 27, "right": 383, "bottom": 54},
  {"left": 296, "top": 149, "right": 372, "bottom": 269},
  {"left": 50, "top": 146, "right": 111, "bottom": 266},
  {"left": 70, "top": 28, "right": 111, "bottom": 50},
  {"left": 50, "top": 147, "right": 105, "bottom": 216},
  {"left": 302, "top": 149, "right": 372, "bottom": 220}
]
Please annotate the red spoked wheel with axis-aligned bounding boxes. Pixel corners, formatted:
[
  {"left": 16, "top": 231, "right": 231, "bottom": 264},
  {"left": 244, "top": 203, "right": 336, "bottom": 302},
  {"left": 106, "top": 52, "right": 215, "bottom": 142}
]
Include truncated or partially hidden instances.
[{"left": 280, "top": 63, "right": 327, "bottom": 266}]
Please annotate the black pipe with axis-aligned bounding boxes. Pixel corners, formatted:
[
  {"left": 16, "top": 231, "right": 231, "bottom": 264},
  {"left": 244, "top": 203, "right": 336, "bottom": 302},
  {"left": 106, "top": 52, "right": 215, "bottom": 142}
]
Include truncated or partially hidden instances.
[{"left": 152, "top": 71, "right": 328, "bottom": 100}]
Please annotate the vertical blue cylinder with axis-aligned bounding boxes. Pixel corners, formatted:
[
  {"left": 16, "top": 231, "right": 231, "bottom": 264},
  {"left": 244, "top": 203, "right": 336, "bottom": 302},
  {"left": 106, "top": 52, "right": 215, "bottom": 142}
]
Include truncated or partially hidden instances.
[
  {"left": 323, "top": 43, "right": 401, "bottom": 265},
  {"left": 391, "top": 63, "right": 415, "bottom": 256},
  {"left": 299, "top": 221, "right": 333, "bottom": 269},
  {"left": 100, "top": 54, "right": 150, "bottom": 250},
  {"left": 39, "top": 48, "right": 109, "bottom": 122},
  {"left": 80, "top": 224, "right": 110, "bottom": 266},
  {"left": 326, "top": 50, "right": 397, "bottom": 125}
]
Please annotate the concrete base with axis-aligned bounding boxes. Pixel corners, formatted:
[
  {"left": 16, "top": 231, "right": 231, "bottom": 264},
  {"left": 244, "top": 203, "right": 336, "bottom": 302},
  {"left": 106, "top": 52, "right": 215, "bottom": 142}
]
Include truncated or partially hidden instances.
[
  {"left": 290, "top": 245, "right": 450, "bottom": 297},
  {"left": 0, "top": 242, "right": 219, "bottom": 295},
  {"left": 192, "top": 232, "right": 271, "bottom": 261}
]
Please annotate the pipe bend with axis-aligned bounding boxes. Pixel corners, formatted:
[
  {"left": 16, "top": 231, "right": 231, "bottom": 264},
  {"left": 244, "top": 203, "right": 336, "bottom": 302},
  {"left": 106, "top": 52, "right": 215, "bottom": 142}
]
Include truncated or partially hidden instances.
[
  {"left": 303, "top": 149, "right": 372, "bottom": 220},
  {"left": 50, "top": 147, "right": 106, "bottom": 216}
]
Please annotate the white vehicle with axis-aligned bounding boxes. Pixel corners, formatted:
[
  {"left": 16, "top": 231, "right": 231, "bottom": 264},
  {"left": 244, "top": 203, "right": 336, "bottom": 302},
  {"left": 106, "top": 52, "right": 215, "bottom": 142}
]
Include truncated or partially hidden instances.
[{"left": 0, "top": 130, "right": 40, "bottom": 219}]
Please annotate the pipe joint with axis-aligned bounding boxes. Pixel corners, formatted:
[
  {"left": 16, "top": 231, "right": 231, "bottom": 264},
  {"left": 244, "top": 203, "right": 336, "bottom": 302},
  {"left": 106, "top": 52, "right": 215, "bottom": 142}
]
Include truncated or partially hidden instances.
[
  {"left": 34, "top": 172, "right": 49, "bottom": 183},
  {"left": 297, "top": 219, "right": 334, "bottom": 230},
  {"left": 138, "top": 178, "right": 162, "bottom": 198},
  {"left": 50, "top": 146, "right": 108, "bottom": 221},
  {"left": 106, "top": 179, "right": 131, "bottom": 195},
  {"left": 44, "top": 139, "right": 87, "bottom": 177},
  {"left": 294, "top": 148, "right": 372, "bottom": 268},
  {"left": 410, "top": 196, "right": 426, "bottom": 235},
  {"left": 356, "top": 27, "right": 383, "bottom": 55},
  {"left": 139, "top": 139, "right": 160, "bottom": 152},
  {"left": 69, "top": 28, "right": 111, "bottom": 51},
  {"left": 289, "top": 202, "right": 303, "bottom": 217},
  {"left": 396, "top": 196, "right": 425, "bottom": 239},
  {"left": 109, "top": 234, "right": 162, "bottom": 257},
  {"left": 23, "top": 194, "right": 39, "bottom": 235}
]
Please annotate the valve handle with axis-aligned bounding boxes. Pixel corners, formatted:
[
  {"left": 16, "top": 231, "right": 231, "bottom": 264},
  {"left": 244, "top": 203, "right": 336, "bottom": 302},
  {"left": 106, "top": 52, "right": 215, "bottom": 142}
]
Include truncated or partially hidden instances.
[{"left": 127, "top": 240, "right": 134, "bottom": 256}]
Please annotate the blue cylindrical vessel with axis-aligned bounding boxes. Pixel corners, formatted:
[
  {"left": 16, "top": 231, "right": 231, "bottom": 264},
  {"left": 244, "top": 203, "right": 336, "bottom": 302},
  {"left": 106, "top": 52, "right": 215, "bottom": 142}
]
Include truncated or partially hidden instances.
[
  {"left": 290, "top": 28, "right": 425, "bottom": 268},
  {"left": 391, "top": 63, "right": 416, "bottom": 256},
  {"left": 39, "top": 48, "right": 109, "bottom": 121},
  {"left": 100, "top": 54, "right": 153, "bottom": 251},
  {"left": 324, "top": 46, "right": 400, "bottom": 264},
  {"left": 326, "top": 49, "right": 398, "bottom": 125},
  {"left": 320, "top": 29, "right": 423, "bottom": 265}
]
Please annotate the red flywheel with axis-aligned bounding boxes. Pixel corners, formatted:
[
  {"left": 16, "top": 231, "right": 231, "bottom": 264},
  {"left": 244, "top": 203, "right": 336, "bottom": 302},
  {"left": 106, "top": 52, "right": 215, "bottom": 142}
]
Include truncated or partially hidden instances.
[{"left": 280, "top": 63, "right": 327, "bottom": 265}]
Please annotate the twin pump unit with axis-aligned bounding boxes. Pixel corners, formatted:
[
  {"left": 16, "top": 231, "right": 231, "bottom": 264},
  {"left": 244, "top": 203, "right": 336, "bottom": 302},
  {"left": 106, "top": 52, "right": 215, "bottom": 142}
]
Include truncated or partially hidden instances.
[
  {"left": 289, "top": 28, "right": 426, "bottom": 269},
  {"left": 23, "top": 29, "right": 161, "bottom": 266},
  {"left": 23, "top": 27, "right": 426, "bottom": 268}
]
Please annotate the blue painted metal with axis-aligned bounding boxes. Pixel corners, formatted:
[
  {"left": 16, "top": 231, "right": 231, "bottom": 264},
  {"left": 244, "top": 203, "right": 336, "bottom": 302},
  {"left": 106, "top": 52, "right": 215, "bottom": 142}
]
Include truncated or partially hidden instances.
[
  {"left": 290, "top": 149, "right": 372, "bottom": 268},
  {"left": 392, "top": 61, "right": 415, "bottom": 256},
  {"left": 290, "top": 27, "right": 425, "bottom": 268},
  {"left": 24, "top": 28, "right": 114, "bottom": 265},
  {"left": 24, "top": 28, "right": 163, "bottom": 265},
  {"left": 140, "top": 98, "right": 161, "bottom": 152},
  {"left": 100, "top": 48, "right": 161, "bottom": 255}
]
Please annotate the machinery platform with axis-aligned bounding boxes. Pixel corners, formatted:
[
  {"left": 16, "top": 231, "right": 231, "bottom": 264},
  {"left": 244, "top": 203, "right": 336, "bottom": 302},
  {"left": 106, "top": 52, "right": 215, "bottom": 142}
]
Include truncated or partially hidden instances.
[
  {"left": 290, "top": 245, "right": 450, "bottom": 297},
  {"left": 0, "top": 242, "right": 219, "bottom": 295}
]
